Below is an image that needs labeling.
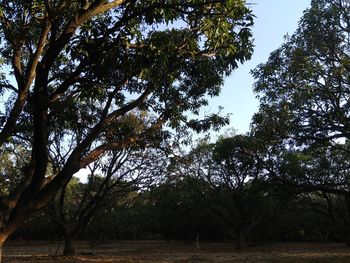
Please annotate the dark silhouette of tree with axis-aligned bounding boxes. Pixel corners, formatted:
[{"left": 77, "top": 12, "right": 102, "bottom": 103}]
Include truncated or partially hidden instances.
[
  {"left": 184, "top": 136, "right": 278, "bottom": 249},
  {"left": 47, "top": 147, "right": 165, "bottom": 255},
  {"left": 147, "top": 176, "right": 212, "bottom": 244},
  {"left": 277, "top": 142, "right": 350, "bottom": 245}
]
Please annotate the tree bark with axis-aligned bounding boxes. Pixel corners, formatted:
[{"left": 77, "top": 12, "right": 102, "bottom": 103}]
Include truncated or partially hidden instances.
[
  {"left": 63, "top": 234, "right": 76, "bottom": 256},
  {"left": 0, "top": 241, "right": 3, "bottom": 263},
  {"left": 0, "top": 234, "right": 8, "bottom": 263},
  {"left": 235, "top": 236, "right": 246, "bottom": 250},
  {"left": 195, "top": 234, "right": 200, "bottom": 250},
  {"left": 235, "top": 226, "right": 249, "bottom": 250},
  {"left": 345, "top": 195, "right": 350, "bottom": 247},
  {"left": 345, "top": 230, "right": 350, "bottom": 247},
  {"left": 0, "top": 217, "right": 22, "bottom": 263}
]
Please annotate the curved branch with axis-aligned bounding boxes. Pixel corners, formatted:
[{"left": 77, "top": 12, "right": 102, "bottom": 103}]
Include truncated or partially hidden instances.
[{"left": 0, "top": 18, "right": 51, "bottom": 146}]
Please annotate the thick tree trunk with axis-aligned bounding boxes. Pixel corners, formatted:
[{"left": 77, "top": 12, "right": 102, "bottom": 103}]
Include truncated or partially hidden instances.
[
  {"left": 0, "top": 221, "right": 20, "bottom": 263},
  {"left": 0, "top": 241, "right": 3, "bottom": 263},
  {"left": 63, "top": 234, "right": 76, "bottom": 256},
  {"left": 0, "top": 234, "right": 8, "bottom": 263}
]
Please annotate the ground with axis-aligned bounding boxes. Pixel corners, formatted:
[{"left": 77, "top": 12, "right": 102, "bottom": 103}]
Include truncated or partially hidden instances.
[{"left": 3, "top": 241, "right": 350, "bottom": 262}]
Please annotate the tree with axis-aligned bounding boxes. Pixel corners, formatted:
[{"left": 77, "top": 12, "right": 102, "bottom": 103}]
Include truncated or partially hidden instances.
[
  {"left": 251, "top": 0, "right": 350, "bottom": 245},
  {"left": 147, "top": 175, "right": 214, "bottom": 244},
  {"left": 252, "top": 0, "right": 350, "bottom": 146},
  {"left": 0, "top": 0, "right": 254, "bottom": 258},
  {"left": 186, "top": 135, "right": 277, "bottom": 249},
  {"left": 48, "top": 147, "right": 165, "bottom": 255},
  {"left": 277, "top": 142, "right": 350, "bottom": 245}
]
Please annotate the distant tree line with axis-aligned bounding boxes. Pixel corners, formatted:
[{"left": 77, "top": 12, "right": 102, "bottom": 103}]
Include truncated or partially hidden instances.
[{"left": 9, "top": 136, "right": 350, "bottom": 250}]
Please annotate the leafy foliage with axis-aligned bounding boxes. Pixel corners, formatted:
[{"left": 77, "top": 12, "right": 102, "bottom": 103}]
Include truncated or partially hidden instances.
[
  {"left": 0, "top": 0, "right": 254, "bottom": 246},
  {"left": 252, "top": 0, "right": 350, "bottom": 145}
]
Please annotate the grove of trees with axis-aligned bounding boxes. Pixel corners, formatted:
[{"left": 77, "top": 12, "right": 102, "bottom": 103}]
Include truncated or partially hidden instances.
[{"left": 1, "top": 0, "right": 350, "bottom": 260}]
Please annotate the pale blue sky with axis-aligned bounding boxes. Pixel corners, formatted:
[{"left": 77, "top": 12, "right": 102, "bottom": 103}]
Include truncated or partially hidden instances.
[{"left": 208, "top": 0, "right": 311, "bottom": 134}]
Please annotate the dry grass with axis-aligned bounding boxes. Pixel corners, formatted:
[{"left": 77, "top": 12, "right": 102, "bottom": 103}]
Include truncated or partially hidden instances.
[{"left": 3, "top": 241, "right": 350, "bottom": 263}]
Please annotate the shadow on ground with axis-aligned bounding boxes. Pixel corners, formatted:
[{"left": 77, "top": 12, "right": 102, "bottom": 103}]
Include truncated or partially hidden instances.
[{"left": 3, "top": 241, "right": 350, "bottom": 262}]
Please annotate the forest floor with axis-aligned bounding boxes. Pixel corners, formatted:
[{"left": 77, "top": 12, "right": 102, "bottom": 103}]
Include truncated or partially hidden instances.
[{"left": 2, "top": 240, "right": 350, "bottom": 262}]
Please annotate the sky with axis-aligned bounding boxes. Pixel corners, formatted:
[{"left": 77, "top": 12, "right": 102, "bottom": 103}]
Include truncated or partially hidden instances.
[{"left": 208, "top": 0, "right": 312, "bottom": 134}]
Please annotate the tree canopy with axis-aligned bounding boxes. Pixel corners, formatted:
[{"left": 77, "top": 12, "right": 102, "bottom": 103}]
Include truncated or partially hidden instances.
[
  {"left": 4, "top": 0, "right": 350, "bottom": 258},
  {"left": 0, "top": 0, "right": 254, "bottom": 252},
  {"left": 252, "top": 0, "right": 350, "bottom": 146},
  {"left": 251, "top": 0, "right": 350, "bottom": 245}
]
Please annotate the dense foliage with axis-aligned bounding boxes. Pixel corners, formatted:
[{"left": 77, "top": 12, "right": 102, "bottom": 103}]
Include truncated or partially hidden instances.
[
  {"left": 0, "top": 1, "right": 254, "bottom": 256},
  {"left": 3, "top": 0, "right": 350, "bottom": 257},
  {"left": 252, "top": 0, "right": 350, "bottom": 145}
]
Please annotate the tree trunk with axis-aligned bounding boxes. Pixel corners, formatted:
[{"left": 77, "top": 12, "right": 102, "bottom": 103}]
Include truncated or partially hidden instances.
[
  {"left": 195, "top": 234, "right": 200, "bottom": 250},
  {"left": 63, "top": 234, "right": 76, "bottom": 256},
  {"left": 235, "top": 227, "right": 248, "bottom": 250},
  {"left": 345, "top": 230, "right": 350, "bottom": 247},
  {"left": 235, "top": 237, "right": 245, "bottom": 250},
  {"left": 0, "top": 234, "right": 8, "bottom": 263},
  {"left": 345, "top": 195, "right": 350, "bottom": 247},
  {"left": 0, "top": 241, "right": 3, "bottom": 263},
  {"left": 0, "top": 223, "right": 18, "bottom": 263}
]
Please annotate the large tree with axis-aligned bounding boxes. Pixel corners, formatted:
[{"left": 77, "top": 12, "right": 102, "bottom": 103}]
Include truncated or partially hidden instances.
[
  {"left": 252, "top": 0, "right": 350, "bottom": 146},
  {"left": 251, "top": 0, "right": 350, "bottom": 245},
  {"left": 0, "top": 0, "right": 254, "bottom": 258}
]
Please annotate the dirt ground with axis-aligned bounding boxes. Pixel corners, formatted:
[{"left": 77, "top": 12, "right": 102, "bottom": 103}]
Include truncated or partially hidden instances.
[{"left": 3, "top": 241, "right": 350, "bottom": 263}]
